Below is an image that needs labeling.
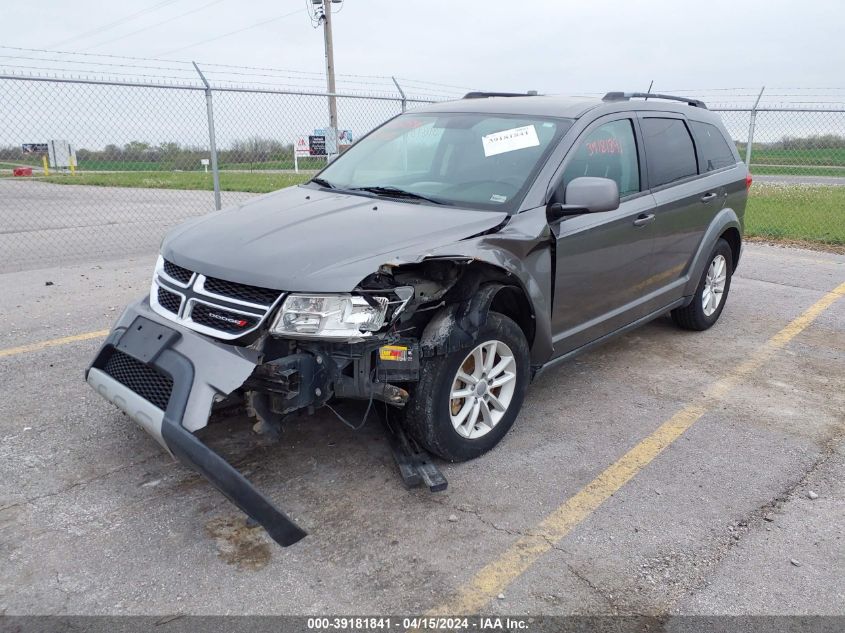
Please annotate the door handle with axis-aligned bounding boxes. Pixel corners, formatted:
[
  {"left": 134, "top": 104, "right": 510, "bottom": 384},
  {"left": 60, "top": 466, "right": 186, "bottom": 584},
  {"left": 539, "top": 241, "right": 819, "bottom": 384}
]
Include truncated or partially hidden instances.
[
  {"left": 700, "top": 192, "right": 718, "bottom": 202},
  {"left": 633, "top": 213, "right": 655, "bottom": 227}
]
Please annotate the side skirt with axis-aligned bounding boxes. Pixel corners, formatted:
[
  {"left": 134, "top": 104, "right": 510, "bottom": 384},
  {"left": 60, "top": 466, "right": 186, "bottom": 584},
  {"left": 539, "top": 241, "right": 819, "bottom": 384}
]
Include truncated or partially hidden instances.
[{"left": 532, "top": 298, "right": 688, "bottom": 380}]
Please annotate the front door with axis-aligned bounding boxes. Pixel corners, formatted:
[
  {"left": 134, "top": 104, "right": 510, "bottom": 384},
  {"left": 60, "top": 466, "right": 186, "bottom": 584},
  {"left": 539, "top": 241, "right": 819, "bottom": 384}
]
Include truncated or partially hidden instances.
[{"left": 549, "top": 115, "right": 658, "bottom": 356}]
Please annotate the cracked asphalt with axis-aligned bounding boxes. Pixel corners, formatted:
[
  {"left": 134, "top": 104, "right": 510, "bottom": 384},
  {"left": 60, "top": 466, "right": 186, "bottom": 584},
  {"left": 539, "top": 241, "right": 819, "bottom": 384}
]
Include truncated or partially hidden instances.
[{"left": 1, "top": 243, "right": 843, "bottom": 616}]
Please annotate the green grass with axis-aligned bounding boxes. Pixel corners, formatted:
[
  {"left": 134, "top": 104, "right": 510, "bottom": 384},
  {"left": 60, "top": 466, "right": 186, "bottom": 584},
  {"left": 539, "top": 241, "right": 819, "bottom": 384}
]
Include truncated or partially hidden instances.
[
  {"left": 28, "top": 171, "right": 311, "bottom": 193},
  {"left": 746, "top": 183, "right": 845, "bottom": 245},
  {"left": 218, "top": 159, "right": 327, "bottom": 171},
  {"left": 743, "top": 146, "right": 845, "bottom": 166},
  {"left": 732, "top": 144, "right": 845, "bottom": 177},
  {"left": 6, "top": 170, "right": 843, "bottom": 246},
  {"left": 750, "top": 164, "right": 845, "bottom": 177},
  {"left": 0, "top": 159, "right": 41, "bottom": 169}
]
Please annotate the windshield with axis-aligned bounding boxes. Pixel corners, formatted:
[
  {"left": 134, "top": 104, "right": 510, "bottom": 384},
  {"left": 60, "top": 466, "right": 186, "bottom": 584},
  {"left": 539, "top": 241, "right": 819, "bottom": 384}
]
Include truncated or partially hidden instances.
[{"left": 311, "top": 112, "right": 572, "bottom": 212}]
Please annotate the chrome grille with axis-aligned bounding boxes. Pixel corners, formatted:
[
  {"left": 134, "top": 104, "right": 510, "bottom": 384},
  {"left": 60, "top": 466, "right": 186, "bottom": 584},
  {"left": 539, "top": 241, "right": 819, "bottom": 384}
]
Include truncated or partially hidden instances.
[
  {"left": 157, "top": 286, "right": 182, "bottom": 314},
  {"left": 163, "top": 259, "right": 193, "bottom": 285},
  {"left": 190, "top": 303, "right": 260, "bottom": 333},
  {"left": 203, "top": 276, "right": 281, "bottom": 306},
  {"left": 150, "top": 256, "right": 283, "bottom": 341}
]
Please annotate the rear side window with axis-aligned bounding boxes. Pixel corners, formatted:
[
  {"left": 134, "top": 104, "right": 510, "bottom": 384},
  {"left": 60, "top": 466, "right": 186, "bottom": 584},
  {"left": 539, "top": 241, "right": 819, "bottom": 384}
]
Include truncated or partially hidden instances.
[
  {"left": 641, "top": 118, "right": 698, "bottom": 187},
  {"left": 689, "top": 121, "right": 736, "bottom": 171},
  {"left": 562, "top": 119, "right": 640, "bottom": 197}
]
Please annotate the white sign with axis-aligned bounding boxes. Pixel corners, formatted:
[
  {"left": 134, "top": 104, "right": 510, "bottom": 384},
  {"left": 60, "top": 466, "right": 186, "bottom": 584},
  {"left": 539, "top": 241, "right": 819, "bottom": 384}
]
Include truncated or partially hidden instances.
[
  {"left": 47, "top": 139, "right": 77, "bottom": 168},
  {"left": 481, "top": 125, "right": 540, "bottom": 157},
  {"left": 314, "top": 128, "right": 338, "bottom": 155},
  {"left": 294, "top": 135, "right": 310, "bottom": 158},
  {"left": 200, "top": 158, "right": 210, "bottom": 165}
]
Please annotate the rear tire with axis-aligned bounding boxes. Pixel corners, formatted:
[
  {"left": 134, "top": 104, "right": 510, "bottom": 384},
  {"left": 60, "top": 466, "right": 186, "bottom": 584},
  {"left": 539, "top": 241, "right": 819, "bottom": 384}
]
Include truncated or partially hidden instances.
[
  {"left": 672, "top": 238, "right": 733, "bottom": 331},
  {"left": 402, "top": 312, "right": 530, "bottom": 462}
]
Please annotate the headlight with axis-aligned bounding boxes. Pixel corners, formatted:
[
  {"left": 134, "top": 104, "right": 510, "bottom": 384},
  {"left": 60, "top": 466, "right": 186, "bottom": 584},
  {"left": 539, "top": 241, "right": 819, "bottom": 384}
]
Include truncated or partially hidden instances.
[{"left": 270, "top": 294, "right": 389, "bottom": 340}]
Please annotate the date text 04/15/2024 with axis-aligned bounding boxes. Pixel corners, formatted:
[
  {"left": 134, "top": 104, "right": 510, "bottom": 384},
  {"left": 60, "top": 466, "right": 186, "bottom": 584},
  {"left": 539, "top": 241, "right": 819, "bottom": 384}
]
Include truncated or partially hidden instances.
[{"left": 306, "top": 617, "right": 531, "bottom": 630}]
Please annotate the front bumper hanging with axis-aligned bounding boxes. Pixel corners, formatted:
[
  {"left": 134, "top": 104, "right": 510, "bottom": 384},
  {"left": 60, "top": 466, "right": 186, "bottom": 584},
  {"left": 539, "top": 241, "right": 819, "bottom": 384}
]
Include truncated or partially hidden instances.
[{"left": 86, "top": 300, "right": 307, "bottom": 547}]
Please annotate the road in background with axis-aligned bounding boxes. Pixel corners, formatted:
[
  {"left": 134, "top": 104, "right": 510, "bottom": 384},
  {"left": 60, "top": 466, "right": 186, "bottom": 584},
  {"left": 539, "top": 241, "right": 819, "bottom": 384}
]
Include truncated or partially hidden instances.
[{"left": 0, "top": 180, "right": 259, "bottom": 273}]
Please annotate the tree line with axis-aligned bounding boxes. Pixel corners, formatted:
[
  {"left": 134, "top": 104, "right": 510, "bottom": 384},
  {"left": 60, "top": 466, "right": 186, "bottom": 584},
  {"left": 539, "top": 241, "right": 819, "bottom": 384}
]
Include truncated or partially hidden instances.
[{"left": 0, "top": 136, "right": 299, "bottom": 169}]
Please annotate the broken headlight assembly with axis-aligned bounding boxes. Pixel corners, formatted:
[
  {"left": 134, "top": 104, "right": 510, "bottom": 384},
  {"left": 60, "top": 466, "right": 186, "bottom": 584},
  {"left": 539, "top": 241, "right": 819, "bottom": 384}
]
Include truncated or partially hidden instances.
[{"left": 270, "top": 294, "right": 390, "bottom": 340}]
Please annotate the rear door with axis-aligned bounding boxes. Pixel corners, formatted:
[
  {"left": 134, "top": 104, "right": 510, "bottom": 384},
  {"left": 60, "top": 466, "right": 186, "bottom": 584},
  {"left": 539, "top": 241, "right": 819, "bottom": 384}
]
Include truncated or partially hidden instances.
[
  {"left": 636, "top": 113, "right": 721, "bottom": 313},
  {"left": 549, "top": 114, "right": 658, "bottom": 355}
]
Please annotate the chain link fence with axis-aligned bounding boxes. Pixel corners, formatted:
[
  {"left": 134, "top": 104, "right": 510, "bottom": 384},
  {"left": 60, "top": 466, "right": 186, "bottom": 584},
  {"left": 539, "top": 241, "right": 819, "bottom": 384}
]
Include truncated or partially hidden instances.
[
  {"left": 1, "top": 75, "right": 843, "bottom": 273},
  {"left": 714, "top": 103, "right": 845, "bottom": 246},
  {"left": 0, "top": 73, "right": 433, "bottom": 271}
]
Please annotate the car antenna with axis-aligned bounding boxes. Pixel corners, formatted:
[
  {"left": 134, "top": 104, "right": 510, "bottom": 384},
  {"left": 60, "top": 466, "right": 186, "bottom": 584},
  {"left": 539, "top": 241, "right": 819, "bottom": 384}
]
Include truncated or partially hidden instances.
[{"left": 645, "top": 80, "right": 654, "bottom": 100}]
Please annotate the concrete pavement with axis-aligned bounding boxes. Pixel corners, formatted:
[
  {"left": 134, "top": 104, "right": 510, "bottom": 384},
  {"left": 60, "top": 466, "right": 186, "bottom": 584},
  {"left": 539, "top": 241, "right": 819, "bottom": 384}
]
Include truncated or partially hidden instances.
[{"left": 0, "top": 244, "right": 843, "bottom": 616}]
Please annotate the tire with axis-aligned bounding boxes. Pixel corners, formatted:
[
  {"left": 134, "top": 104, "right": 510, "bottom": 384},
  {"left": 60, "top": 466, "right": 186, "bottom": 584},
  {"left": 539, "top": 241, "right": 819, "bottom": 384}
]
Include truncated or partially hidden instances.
[
  {"left": 402, "top": 311, "right": 530, "bottom": 462},
  {"left": 671, "top": 238, "right": 734, "bottom": 331}
]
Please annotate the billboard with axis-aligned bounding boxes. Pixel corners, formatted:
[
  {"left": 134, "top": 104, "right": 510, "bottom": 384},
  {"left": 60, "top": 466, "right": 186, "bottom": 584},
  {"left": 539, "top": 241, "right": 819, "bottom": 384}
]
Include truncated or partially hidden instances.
[{"left": 22, "top": 143, "right": 48, "bottom": 154}]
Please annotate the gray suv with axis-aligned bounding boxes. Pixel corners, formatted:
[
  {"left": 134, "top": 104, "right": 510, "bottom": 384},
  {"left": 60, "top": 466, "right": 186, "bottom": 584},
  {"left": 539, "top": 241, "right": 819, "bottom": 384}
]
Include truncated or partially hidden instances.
[{"left": 86, "top": 91, "right": 749, "bottom": 546}]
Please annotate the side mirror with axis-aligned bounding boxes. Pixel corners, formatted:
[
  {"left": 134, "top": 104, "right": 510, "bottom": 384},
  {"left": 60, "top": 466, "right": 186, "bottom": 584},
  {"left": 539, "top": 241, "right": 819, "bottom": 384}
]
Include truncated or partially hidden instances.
[{"left": 547, "top": 177, "right": 620, "bottom": 221}]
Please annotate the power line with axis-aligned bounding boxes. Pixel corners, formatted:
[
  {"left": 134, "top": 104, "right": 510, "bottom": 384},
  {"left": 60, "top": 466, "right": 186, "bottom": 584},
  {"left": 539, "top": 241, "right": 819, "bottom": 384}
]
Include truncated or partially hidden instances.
[
  {"left": 157, "top": 8, "right": 304, "bottom": 56},
  {"left": 79, "top": 0, "right": 229, "bottom": 52},
  {"left": 48, "top": 0, "right": 183, "bottom": 48}
]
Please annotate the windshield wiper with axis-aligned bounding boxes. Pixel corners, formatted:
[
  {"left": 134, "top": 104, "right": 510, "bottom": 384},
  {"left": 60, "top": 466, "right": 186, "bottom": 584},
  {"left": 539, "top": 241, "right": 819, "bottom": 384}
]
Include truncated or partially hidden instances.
[
  {"left": 349, "top": 186, "right": 444, "bottom": 205},
  {"left": 310, "top": 177, "right": 336, "bottom": 189}
]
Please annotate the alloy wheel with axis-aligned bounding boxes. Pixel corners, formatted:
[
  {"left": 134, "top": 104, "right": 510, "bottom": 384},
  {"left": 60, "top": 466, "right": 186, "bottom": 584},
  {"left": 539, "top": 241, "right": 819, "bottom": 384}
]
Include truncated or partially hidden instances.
[
  {"left": 702, "top": 254, "right": 728, "bottom": 317},
  {"left": 449, "top": 340, "right": 517, "bottom": 439}
]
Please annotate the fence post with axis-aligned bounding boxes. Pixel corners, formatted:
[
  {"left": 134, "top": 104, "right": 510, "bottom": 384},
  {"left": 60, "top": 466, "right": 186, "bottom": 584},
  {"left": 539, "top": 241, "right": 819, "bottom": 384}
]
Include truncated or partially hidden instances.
[
  {"left": 193, "top": 62, "right": 222, "bottom": 211},
  {"left": 745, "top": 85, "right": 765, "bottom": 168},
  {"left": 392, "top": 76, "right": 407, "bottom": 112}
]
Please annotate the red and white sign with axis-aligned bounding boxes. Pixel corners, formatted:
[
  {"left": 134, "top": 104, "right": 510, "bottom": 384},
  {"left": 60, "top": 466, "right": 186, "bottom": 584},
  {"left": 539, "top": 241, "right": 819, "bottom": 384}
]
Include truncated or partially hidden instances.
[{"left": 294, "top": 135, "right": 310, "bottom": 158}]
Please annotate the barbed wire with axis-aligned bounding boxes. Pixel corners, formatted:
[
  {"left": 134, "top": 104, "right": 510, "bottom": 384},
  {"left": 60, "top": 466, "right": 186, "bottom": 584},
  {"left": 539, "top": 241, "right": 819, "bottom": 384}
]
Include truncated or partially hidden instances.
[
  {"left": 0, "top": 45, "right": 471, "bottom": 98},
  {"left": 0, "top": 47, "right": 840, "bottom": 105}
]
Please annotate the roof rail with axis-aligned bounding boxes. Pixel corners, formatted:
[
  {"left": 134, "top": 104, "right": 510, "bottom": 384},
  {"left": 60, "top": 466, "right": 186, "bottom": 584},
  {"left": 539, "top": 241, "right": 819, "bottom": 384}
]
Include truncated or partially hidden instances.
[
  {"left": 602, "top": 91, "right": 707, "bottom": 109},
  {"left": 463, "top": 90, "right": 539, "bottom": 99}
]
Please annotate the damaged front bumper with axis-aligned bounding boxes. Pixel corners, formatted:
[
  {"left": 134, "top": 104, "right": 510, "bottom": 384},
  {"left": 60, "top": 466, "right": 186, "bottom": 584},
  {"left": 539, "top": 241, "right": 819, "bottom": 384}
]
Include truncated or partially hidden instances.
[{"left": 86, "top": 297, "right": 307, "bottom": 547}]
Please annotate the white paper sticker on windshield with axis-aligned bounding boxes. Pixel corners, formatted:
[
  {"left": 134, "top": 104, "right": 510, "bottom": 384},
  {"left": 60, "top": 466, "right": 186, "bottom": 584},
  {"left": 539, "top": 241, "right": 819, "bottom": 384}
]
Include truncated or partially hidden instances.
[{"left": 482, "top": 125, "right": 540, "bottom": 157}]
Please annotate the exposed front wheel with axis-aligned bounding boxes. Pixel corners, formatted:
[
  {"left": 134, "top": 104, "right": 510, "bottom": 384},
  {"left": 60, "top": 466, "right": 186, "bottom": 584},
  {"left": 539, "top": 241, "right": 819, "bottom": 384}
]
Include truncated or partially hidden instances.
[
  {"left": 672, "top": 238, "right": 734, "bottom": 331},
  {"left": 403, "top": 312, "right": 530, "bottom": 462}
]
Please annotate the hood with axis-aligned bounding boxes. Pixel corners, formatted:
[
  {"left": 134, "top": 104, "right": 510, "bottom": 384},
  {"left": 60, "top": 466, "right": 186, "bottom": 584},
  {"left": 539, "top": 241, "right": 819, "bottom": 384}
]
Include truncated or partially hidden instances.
[{"left": 161, "top": 186, "right": 508, "bottom": 291}]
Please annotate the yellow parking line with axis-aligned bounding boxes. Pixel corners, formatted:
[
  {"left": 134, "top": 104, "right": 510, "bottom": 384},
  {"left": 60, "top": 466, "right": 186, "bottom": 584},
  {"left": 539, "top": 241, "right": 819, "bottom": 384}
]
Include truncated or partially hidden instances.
[
  {"left": 429, "top": 280, "right": 845, "bottom": 616},
  {"left": 0, "top": 329, "right": 109, "bottom": 359}
]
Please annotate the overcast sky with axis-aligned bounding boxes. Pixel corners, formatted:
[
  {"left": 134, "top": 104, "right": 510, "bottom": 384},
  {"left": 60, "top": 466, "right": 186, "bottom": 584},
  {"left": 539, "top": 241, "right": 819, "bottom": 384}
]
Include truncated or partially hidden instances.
[{"left": 2, "top": 0, "right": 844, "bottom": 100}]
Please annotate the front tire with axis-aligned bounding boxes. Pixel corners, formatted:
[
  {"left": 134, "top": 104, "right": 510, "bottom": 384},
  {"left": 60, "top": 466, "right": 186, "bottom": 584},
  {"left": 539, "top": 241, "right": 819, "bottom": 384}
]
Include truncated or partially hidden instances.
[
  {"left": 672, "top": 238, "right": 733, "bottom": 331},
  {"left": 403, "top": 311, "right": 530, "bottom": 462}
]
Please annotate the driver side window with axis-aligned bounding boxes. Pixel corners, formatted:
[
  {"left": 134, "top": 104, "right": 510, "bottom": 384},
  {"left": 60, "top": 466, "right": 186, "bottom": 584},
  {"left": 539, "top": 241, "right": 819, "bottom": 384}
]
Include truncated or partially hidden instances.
[{"left": 562, "top": 119, "right": 640, "bottom": 198}]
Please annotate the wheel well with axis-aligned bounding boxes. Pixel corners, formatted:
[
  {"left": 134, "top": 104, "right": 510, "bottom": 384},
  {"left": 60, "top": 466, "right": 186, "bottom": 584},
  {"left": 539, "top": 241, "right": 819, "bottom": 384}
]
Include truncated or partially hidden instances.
[
  {"left": 489, "top": 284, "right": 535, "bottom": 348},
  {"left": 382, "top": 259, "right": 537, "bottom": 352},
  {"left": 720, "top": 227, "right": 741, "bottom": 269}
]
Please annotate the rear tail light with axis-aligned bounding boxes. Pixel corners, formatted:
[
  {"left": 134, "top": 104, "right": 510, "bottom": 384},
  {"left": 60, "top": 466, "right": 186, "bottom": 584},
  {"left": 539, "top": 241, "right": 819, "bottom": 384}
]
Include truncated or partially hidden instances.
[{"left": 746, "top": 173, "right": 753, "bottom": 189}]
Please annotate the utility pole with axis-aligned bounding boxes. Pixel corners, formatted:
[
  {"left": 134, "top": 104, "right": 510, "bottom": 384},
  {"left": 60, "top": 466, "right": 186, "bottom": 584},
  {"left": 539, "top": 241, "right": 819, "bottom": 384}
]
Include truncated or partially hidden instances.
[{"left": 320, "top": 0, "right": 338, "bottom": 155}]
